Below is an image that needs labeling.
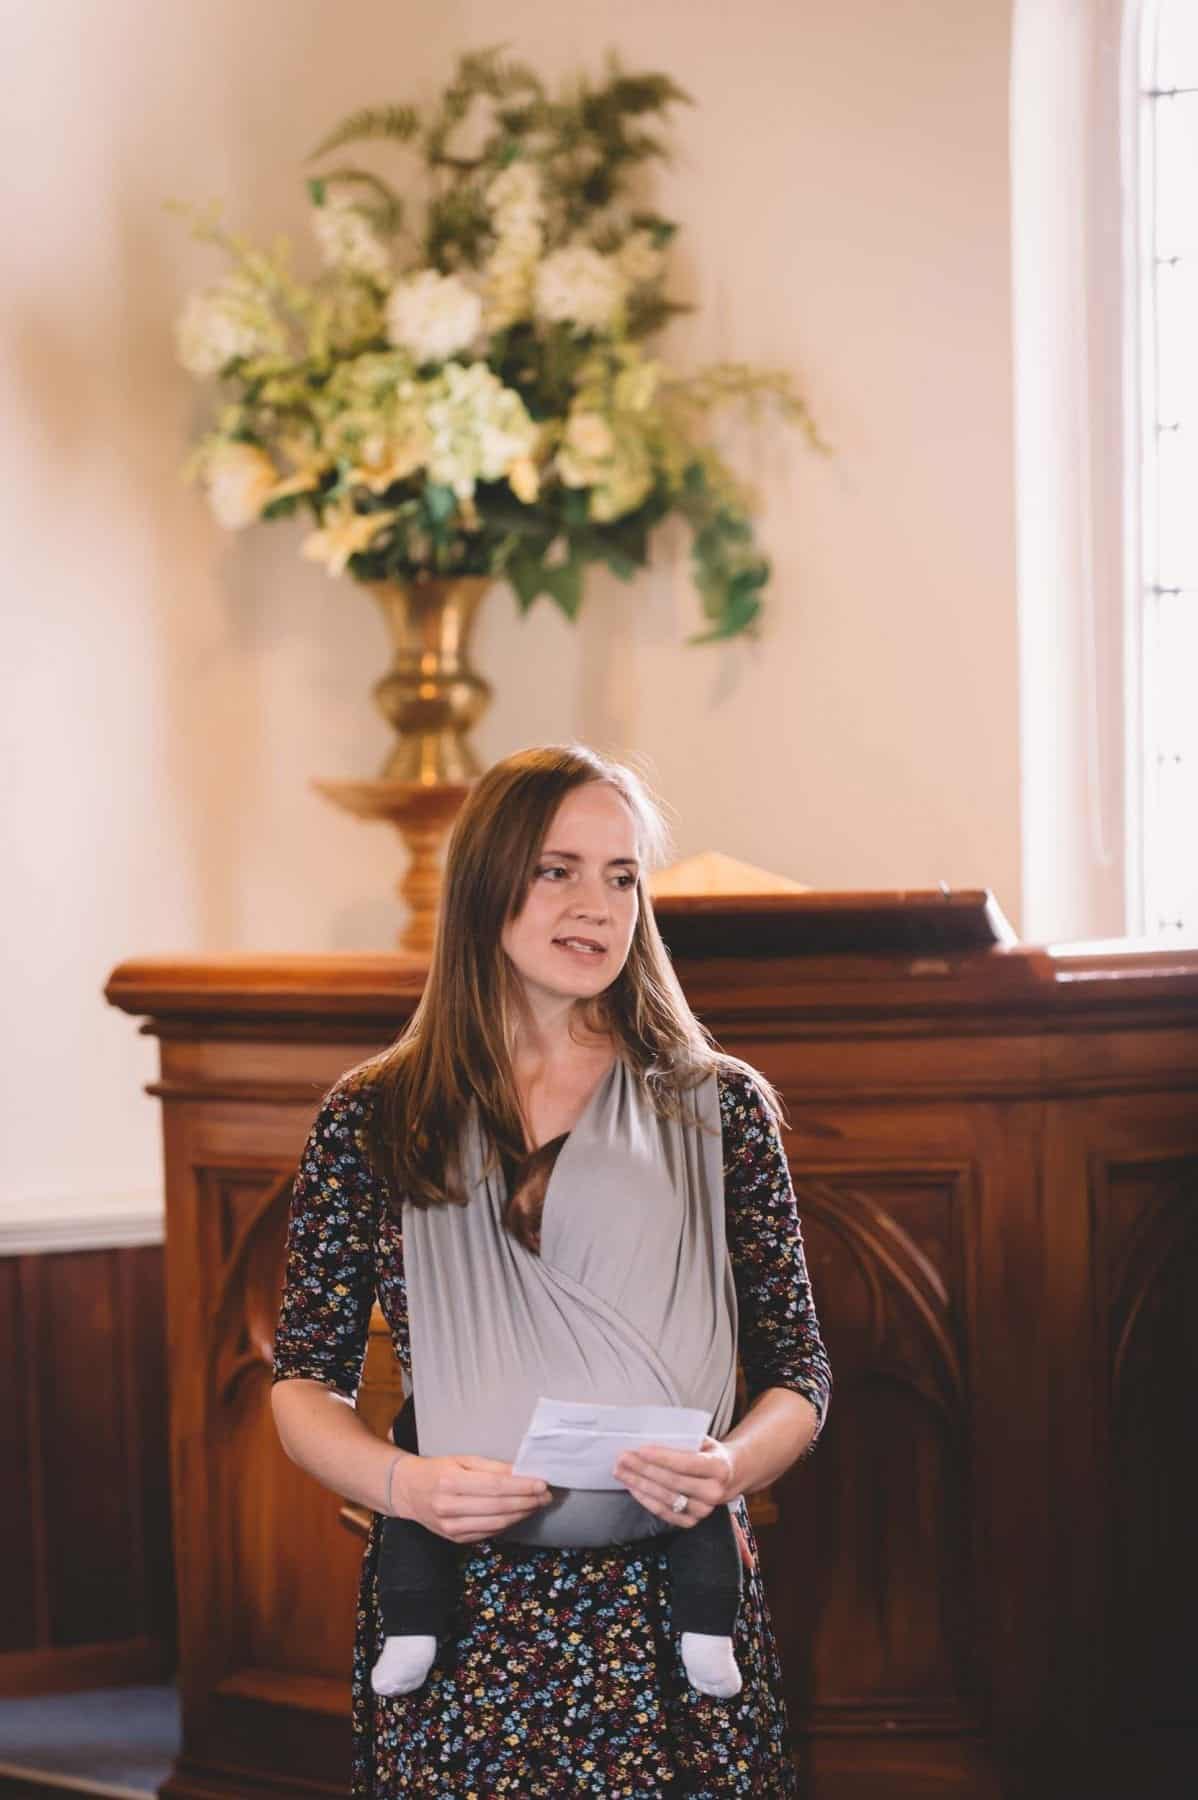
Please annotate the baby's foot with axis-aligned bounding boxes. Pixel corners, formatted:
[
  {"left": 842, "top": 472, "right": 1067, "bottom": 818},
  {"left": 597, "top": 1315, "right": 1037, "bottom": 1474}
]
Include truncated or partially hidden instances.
[
  {"left": 680, "top": 1631, "right": 743, "bottom": 1698},
  {"left": 370, "top": 1633, "right": 438, "bottom": 1696}
]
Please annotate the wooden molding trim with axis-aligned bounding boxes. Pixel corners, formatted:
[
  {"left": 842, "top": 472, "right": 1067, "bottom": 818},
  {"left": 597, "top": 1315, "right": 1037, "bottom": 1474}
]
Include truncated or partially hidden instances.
[{"left": 0, "top": 1639, "right": 170, "bottom": 1700}]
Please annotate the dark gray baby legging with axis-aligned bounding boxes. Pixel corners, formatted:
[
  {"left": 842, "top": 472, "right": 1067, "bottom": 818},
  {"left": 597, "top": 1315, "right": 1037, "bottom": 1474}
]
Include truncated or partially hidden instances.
[{"left": 377, "top": 1396, "right": 742, "bottom": 1643}]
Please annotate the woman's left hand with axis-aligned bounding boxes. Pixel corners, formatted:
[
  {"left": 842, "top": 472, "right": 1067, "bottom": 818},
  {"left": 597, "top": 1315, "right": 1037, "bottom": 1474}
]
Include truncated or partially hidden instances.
[{"left": 613, "top": 1434, "right": 737, "bottom": 1526}]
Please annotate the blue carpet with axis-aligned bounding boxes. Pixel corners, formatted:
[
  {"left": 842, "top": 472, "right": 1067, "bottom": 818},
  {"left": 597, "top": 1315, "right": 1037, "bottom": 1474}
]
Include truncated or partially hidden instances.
[{"left": 0, "top": 1685, "right": 179, "bottom": 1795}]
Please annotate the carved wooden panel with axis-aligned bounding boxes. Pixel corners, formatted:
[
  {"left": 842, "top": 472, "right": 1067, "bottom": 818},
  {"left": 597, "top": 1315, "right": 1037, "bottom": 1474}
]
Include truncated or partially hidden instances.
[
  {"left": 194, "top": 1161, "right": 363, "bottom": 1693},
  {"left": 776, "top": 1165, "right": 978, "bottom": 1738},
  {"left": 1092, "top": 1147, "right": 1198, "bottom": 1766},
  {"left": 180, "top": 1155, "right": 406, "bottom": 1736}
]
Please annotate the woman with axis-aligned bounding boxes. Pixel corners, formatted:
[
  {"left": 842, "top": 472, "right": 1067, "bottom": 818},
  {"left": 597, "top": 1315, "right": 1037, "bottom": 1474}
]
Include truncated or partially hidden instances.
[{"left": 271, "top": 744, "right": 831, "bottom": 1798}]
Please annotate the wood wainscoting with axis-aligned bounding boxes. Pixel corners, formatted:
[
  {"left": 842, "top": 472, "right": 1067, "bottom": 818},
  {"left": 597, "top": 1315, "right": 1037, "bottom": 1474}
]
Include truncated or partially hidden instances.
[{"left": 0, "top": 1246, "right": 175, "bottom": 1697}]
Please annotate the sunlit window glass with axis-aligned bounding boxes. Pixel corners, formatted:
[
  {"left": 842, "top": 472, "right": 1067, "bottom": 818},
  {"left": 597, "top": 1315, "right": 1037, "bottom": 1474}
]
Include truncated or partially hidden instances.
[{"left": 1139, "top": 0, "right": 1198, "bottom": 935}]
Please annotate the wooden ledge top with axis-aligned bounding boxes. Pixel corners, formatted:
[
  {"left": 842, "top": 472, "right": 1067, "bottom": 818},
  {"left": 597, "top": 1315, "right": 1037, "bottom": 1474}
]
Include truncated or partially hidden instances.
[
  {"left": 104, "top": 951, "right": 429, "bottom": 1021},
  {"left": 102, "top": 890, "right": 1198, "bottom": 1032}
]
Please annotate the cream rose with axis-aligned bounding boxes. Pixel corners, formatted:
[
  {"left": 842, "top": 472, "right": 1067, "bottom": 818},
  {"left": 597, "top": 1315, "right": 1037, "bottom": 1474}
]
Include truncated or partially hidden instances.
[{"left": 204, "top": 443, "right": 280, "bottom": 529}]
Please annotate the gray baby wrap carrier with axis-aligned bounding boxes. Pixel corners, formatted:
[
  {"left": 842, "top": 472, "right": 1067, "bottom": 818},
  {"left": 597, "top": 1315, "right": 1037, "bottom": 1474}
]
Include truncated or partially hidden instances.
[{"left": 402, "top": 1060, "right": 740, "bottom": 1548}]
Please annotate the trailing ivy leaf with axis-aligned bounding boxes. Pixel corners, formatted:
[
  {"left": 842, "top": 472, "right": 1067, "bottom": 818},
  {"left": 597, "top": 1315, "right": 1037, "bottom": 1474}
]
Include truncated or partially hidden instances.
[
  {"left": 595, "top": 541, "right": 639, "bottom": 581},
  {"left": 687, "top": 598, "right": 761, "bottom": 645},
  {"left": 508, "top": 547, "right": 551, "bottom": 611},
  {"left": 543, "top": 554, "right": 585, "bottom": 619}
]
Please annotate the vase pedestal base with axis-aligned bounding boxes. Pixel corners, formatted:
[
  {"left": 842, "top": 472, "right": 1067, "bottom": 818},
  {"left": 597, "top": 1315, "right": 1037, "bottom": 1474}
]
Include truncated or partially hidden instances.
[{"left": 312, "top": 777, "right": 472, "bottom": 954}]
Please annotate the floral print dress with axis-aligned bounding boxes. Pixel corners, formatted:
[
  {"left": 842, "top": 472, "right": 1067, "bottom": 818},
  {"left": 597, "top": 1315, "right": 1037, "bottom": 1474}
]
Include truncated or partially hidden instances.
[{"left": 272, "top": 1069, "right": 832, "bottom": 1799}]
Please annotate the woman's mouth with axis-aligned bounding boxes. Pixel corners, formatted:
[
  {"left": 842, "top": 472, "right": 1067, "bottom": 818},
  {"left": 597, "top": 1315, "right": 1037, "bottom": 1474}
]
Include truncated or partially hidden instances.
[{"left": 552, "top": 937, "right": 606, "bottom": 957}]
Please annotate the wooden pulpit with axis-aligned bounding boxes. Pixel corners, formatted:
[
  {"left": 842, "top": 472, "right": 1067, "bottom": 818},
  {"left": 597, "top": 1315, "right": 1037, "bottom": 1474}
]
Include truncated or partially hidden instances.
[{"left": 104, "top": 890, "right": 1198, "bottom": 1800}]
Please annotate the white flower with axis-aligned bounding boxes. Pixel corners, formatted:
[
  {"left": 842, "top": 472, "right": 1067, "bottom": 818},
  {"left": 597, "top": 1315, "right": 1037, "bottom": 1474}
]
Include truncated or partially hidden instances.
[
  {"left": 482, "top": 235, "right": 541, "bottom": 333},
  {"left": 311, "top": 194, "right": 390, "bottom": 280},
  {"left": 485, "top": 162, "right": 545, "bottom": 232},
  {"left": 385, "top": 270, "right": 482, "bottom": 365},
  {"left": 203, "top": 443, "right": 280, "bottom": 529},
  {"left": 176, "top": 276, "right": 277, "bottom": 378},
  {"left": 424, "top": 363, "right": 539, "bottom": 499},
  {"left": 534, "top": 245, "right": 627, "bottom": 334},
  {"left": 615, "top": 229, "right": 665, "bottom": 287},
  {"left": 481, "top": 162, "right": 546, "bottom": 333}
]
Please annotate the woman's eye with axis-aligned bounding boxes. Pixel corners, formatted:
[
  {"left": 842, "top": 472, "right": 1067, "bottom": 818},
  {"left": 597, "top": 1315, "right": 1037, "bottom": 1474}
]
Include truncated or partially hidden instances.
[
  {"left": 613, "top": 873, "right": 637, "bottom": 889},
  {"left": 537, "top": 864, "right": 568, "bottom": 881}
]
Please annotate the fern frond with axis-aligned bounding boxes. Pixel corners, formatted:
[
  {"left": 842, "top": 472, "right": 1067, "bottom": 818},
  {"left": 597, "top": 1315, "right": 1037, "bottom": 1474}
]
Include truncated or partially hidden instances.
[
  {"left": 617, "top": 130, "right": 671, "bottom": 165},
  {"left": 450, "top": 44, "right": 543, "bottom": 100},
  {"left": 602, "top": 73, "right": 693, "bottom": 115},
  {"left": 424, "top": 44, "right": 545, "bottom": 168},
  {"left": 307, "top": 166, "right": 405, "bottom": 236},
  {"left": 308, "top": 104, "right": 421, "bottom": 162}
]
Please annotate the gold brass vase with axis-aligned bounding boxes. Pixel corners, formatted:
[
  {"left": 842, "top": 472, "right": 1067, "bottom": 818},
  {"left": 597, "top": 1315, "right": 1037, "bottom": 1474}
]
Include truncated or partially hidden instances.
[
  {"left": 312, "top": 575, "right": 494, "bottom": 955},
  {"left": 369, "top": 574, "right": 493, "bottom": 782}
]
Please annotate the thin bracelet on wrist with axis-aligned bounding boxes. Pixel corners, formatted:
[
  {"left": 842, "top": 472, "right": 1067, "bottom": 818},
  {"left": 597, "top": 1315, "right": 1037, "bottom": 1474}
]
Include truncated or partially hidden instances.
[{"left": 384, "top": 1451, "right": 405, "bottom": 1517}]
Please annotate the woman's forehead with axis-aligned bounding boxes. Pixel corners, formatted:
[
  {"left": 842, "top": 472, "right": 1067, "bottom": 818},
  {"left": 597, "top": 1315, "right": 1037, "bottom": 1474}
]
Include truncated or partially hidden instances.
[{"left": 541, "top": 783, "right": 639, "bottom": 853}]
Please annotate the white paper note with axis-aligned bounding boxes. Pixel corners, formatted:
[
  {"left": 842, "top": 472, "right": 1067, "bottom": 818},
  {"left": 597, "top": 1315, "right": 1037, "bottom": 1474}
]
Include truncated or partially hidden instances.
[{"left": 511, "top": 1396, "right": 712, "bottom": 1489}]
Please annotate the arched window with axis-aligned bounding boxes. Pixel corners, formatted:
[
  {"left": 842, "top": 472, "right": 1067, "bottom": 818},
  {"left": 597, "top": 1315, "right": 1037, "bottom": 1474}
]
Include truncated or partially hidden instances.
[{"left": 1136, "top": 1, "right": 1198, "bottom": 936}]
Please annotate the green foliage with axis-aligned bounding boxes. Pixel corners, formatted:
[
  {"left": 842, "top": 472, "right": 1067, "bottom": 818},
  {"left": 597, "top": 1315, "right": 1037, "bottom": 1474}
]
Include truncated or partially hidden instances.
[{"left": 676, "top": 461, "right": 772, "bottom": 641}]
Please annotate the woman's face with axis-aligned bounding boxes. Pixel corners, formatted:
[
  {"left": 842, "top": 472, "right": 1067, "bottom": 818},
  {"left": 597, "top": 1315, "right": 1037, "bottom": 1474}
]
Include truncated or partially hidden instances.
[{"left": 501, "top": 782, "right": 641, "bottom": 1016}]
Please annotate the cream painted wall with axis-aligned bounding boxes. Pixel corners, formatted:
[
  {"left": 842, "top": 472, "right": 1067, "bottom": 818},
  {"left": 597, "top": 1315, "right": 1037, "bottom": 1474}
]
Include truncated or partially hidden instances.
[{"left": 1, "top": 0, "right": 1019, "bottom": 1234}]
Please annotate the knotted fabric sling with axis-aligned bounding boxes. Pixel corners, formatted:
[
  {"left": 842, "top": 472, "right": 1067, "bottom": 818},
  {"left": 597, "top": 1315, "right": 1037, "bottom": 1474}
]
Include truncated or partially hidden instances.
[{"left": 402, "top": 1059, "right": 740, "bottom": 1548}]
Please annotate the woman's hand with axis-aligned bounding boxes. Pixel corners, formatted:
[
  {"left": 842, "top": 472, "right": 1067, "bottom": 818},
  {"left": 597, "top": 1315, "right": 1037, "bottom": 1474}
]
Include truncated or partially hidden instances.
[
  {"left": 613, "top": 1435, "right": 738, "bottom": 1527},
  {"left": 391, "top": 1453, "right": 552, "bottom": 1544}
]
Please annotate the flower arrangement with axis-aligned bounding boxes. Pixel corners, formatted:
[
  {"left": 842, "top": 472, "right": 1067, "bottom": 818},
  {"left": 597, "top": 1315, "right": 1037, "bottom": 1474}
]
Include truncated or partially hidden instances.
[{"left": 175, "top": 47, "right": 821, "bottom": 641}]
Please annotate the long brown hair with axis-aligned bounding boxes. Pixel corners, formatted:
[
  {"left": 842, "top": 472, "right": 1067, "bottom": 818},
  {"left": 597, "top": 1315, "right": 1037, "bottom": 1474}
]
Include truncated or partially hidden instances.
[{"left": 347, "top": 743, "right": 779, "bottom": 1210}]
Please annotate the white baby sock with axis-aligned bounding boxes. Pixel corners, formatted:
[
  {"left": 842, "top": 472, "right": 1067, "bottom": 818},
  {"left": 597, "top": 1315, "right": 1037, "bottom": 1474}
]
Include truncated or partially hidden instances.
[
  {"left": 680, "top": 1631, "right": 743, "bottom": 1699},
  {"left": 370, "top": 1633, "right": 438, "bottom": 1696}
]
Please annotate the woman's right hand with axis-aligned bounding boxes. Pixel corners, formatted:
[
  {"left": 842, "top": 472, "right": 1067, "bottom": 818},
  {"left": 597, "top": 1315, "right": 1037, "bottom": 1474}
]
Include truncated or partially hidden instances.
[{"left": 391, "top": 1452, "right": 552, "bottom": 1544}]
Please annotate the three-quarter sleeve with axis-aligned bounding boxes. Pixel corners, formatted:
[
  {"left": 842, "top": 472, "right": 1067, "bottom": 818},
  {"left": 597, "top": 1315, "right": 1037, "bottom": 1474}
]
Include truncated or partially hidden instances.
[
  {"left": 720, "top": 1069, "right": 832, "bottom": 1447},
  {"left": 272, "top": 1078, "right": 387, "bottom": 1401}
]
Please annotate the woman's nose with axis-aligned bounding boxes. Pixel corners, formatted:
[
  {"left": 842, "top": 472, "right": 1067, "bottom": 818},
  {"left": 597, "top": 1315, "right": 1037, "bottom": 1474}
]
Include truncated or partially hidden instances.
[{"left": 571, "top": 879, "right": 609, "bottom": 919}]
